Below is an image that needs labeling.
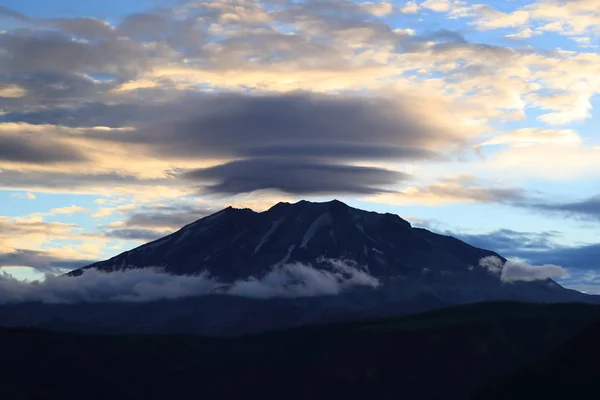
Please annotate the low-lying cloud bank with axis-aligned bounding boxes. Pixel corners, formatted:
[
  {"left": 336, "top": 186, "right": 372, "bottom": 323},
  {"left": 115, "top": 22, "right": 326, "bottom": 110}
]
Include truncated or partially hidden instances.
[
  {"left": 479, "top": 256, "right": 568, "bottom": 282},
  {"left": 0, "top": 259, "right": 379, "bottom": 304}
]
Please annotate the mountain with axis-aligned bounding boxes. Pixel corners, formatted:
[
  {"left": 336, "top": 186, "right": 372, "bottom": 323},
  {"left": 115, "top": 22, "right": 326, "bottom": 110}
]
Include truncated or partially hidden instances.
[
  {"left": 2, "top": 302, "right": 600, "bottom": 400},
  {"left": 0, "top": 200, "right": 592, "bottom": 336},
  {"left": 75, "top": 199, "right": 494, "bottom": 281},
  {"left": 72, "top": 199, "right": 581, "bottom": 304}
]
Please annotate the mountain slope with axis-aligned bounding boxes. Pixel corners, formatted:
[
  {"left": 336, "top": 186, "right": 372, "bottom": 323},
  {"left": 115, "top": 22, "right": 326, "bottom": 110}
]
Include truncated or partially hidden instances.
[
  {"left": 75, "top": 200, "right": 499, "bottom": 280},
  {"left": 71, "top": 200, "right": 582, "bottom": 305}
]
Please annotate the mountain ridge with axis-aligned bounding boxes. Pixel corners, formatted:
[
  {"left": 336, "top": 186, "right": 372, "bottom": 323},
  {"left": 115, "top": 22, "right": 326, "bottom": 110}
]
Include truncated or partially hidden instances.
[
  {"left": 67, "top": 199, "right": 589, "bottom": 306},
  {"left": 71, "top": 199, "right": 505, "bottom": 282},
  {"left": 2, "top": 200, "right": 595, "bottom": 336}
]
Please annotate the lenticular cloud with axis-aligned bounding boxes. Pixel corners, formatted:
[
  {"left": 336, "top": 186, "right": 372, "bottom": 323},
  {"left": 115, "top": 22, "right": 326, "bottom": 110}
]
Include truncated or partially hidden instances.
[{"left": 0, "top": 259, "right": 380, "bottom": 304}]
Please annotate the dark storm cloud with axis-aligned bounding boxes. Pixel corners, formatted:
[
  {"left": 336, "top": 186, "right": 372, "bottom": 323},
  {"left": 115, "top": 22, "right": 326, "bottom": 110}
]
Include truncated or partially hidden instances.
[
  {"left": 184, "top": 158, "right": 406, "bottom": 195},
  {"left": 0, "top": 136, "right": 87, "bottom": 164}
]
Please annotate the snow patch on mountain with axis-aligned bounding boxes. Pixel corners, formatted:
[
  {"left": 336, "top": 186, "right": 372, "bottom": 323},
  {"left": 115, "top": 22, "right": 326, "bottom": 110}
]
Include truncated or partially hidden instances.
[
  {"left": 254, "top": 218, "right": 284, "bottom": 254},
  {"left": 274, "top": 245, "right": 295, "bottom": 268},
  {"left": 301, "top": 213, "right": 332, "bottom": 249}
]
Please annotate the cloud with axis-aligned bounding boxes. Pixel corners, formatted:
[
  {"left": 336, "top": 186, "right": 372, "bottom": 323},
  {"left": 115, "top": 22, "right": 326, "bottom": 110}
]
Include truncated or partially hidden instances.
[
  {"left": 49, "top": 205, "right": 89, "bottom": 215},
  {"left": 359, "top": 2, "right": 395, "bottom": 17},
  {"left": 481, "top": 128, "right": 582, "bottom": 147},
  {"left": 421, "top": 0, "right": 456, "bottom": 13},
  {"left": 119, "top": 205, "right": 217, "bottom": 229},
  {"left": 43, "top": 17, "right": 113, "bottom": 40},
  {"left": 0, "top": 6, "right": 31, "bottom": 22},
  {"left": 455, "top": 229, "right": 559, "bottom": 254},
  {"left": 0, "top": 0, "right": 599, "bottom": 274},
  {"left": 486, "top": 142, "right": 600, "bottom": 179},
  {"left": 2, "top": 0, "right": 598, "bottom": 200},
  {"left": 184, "top": 158, "right": 407, "bottom": 195},
  {"left": 430, "top": 0, "right": 600, "bottom": 45},
  {"left": 449, "top": 229, "right": 600, "bottom": 274},
  {"left": 529, "top": 195, "right": 600, "bottom": 221},
  {"left": 0, "top": 258, "right": 380, "bottom": 304},
  {"left": 10, "top": 192, "right": 37, "bottom": 200},
  {"left": 0, "top": 135, "right": 87, "bottom": 165},
  {"left": 513, "top": 244, "right": 600, "bottom": 272},
  {"left": 0, "top": 249, "right": 94, "bottom": 273},
  {"left": 0, "top": 88, "right": 463, "bottom": 198},
  {"left": 71, "top": 91, "right": 453, "bottom": 195},
  {"left": 104, "top": 228, "right": 172, "bottom": 241},
  {"left": 469, "top": 4, "right": 529, "bottom": 31},
  {"left": 400, "top": 2, "right": 419, "bottom": 14},
  {"left": 0, "top": 83, "right": 26, "bottom": 98},
  {"left": 478, "top": 256, "right": 568, "bottom": 282},
  {"left": 88, "top": 92, "right": 457, "bottom": 159},
  {"left": 365, "top": 175, "right": 525, "bottom": 206},
  {"left": 228, "top": 258, "right": 380, "bottom": 298}
]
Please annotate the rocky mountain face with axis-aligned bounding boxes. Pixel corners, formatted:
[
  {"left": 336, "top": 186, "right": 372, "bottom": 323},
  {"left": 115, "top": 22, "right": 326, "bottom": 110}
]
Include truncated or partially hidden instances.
[
  {"left": 3, "top": 199, "right": 583, "bottom": 336},
  {"left": 78, "top": 199, "right": 497, "bottom": 279},
  {"left": 71, "top": 200, "right": 582, "bottom": 305}
]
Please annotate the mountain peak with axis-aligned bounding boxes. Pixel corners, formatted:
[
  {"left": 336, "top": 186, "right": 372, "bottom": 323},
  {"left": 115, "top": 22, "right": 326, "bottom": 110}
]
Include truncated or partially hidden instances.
[{"left": 71, "top": 199, "right": 567, "bottom": 300}]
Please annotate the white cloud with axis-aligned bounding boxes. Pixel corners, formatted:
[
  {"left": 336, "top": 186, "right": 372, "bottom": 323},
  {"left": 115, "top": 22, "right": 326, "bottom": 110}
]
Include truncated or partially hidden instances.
[
  {"left": 49, "top": 205, "right": 89, "bottom": 215},
  {"left": 365, "top": 175, "right": 523, "bottom": 206},
  {"left": 359, "top": 2, "right": 395, "bottom": 17},
  {"left": 481, "top": 128, "right": 582, "bottom": 147},
  {"left": 506, "top": 28, "right": 537, "bottom": 40},
  {"left": 10, "top": 192, "right": 37, "bottom": 200},
  {"left": 400, "top": 2, "right": 419, "bottom": 14},
  {"left": 478, "top": 256, "right": 568, "bottom": 282},
  {"left": 421, "top": 0, "right": 455, "bottom": 13},
  {"left": 0, "top": 84, "right": 26, "bottom": 98},
  {"left": 0, "top": 258, "right": 380, "bottom": 304},
  {"left": 470, "top": 5, "right": 529, "bottom": 30}
]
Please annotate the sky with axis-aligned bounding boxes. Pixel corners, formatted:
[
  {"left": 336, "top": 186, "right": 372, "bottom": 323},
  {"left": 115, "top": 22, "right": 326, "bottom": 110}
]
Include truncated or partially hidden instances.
[{"left": 0, "top": 0, "right": 599, "bottom": 292}]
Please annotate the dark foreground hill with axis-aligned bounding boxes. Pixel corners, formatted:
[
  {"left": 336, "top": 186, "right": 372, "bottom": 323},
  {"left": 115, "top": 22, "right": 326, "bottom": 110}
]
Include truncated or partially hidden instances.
[
  {"left": 2, "top": 302, "right": 600, "bottom": 400},
  {"left": 477, "top": 316, "right": 600, "bottom": 399}
]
